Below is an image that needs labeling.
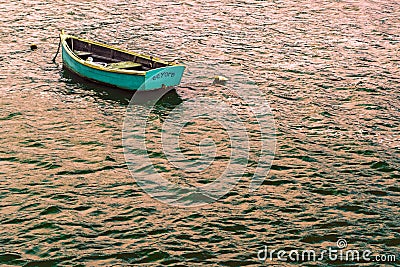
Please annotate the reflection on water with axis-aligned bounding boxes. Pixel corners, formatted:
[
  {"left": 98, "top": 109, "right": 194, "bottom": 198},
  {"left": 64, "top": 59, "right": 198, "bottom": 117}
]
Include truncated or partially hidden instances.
[
  {"left": 62, "top": 68, "right": 135, "bottom": 104},
  {"left": 0, "top": 0, "right": 399, "bottom": 266}
]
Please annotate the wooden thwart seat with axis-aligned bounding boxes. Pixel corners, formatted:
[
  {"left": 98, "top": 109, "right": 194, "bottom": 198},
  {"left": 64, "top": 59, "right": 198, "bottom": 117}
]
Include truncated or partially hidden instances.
[
  {"left": 74, "top": 50, "right": 92, "bottom": 57},
  {"left": 108, "top": 61, "right": 142, "bottom": 70}
]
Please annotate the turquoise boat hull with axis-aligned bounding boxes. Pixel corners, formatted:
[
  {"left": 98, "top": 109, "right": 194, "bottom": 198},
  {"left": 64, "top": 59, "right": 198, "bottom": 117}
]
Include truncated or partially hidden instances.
[{"left": 60, "top": 32, "right": 185, "bottom": 91}]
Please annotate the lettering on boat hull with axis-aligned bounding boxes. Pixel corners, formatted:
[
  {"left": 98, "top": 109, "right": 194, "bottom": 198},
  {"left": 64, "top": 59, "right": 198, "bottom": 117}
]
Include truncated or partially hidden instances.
[{"left": 152, "top": 72, "right": 176, "bottom": 80}]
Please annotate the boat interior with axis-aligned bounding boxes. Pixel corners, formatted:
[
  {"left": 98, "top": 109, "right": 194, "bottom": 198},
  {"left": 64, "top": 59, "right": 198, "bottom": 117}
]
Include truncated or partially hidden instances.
[{"left": 66, "top": 37, "right": 168, "bottom": 71}]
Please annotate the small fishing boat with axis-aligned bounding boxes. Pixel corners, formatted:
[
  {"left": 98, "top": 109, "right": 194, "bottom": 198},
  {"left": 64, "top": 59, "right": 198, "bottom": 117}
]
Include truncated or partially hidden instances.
[{"left": 59, "top": 31, "right": 185, "bottom": 91}]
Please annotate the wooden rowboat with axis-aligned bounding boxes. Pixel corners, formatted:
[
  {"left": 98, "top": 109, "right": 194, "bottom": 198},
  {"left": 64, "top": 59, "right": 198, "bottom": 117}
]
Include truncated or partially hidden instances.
[{"left": 60, "top": 31, "right": 185, "bottom": 91}]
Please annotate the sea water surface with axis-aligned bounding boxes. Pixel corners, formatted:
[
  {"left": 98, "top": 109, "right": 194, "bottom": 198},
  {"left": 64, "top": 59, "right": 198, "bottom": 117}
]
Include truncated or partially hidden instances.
[{"left": 0, "top": 0, "right": 399, "bottom": 266}]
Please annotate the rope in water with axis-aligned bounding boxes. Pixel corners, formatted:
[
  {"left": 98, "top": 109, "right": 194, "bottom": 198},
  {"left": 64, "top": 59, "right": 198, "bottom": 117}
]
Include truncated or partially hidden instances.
[{"left": 52, "top": 36, "right": 61, "bottom": 62}]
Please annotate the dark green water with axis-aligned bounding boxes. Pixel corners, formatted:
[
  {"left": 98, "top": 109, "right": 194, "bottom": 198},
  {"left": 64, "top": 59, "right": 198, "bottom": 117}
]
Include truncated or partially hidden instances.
[{"left": 1, "top": 0, "right": 399, "bottom": 266}]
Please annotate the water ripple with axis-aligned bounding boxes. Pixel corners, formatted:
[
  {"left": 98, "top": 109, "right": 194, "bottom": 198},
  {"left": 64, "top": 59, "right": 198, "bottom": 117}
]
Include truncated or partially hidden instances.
[{"left": 0, "top": 0, "right": 399, "bottom": 266}]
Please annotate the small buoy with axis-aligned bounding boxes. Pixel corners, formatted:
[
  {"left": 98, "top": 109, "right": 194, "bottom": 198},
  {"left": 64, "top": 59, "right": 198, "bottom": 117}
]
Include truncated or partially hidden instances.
[
  {"left": 30, "top": 44, "right": 38, "bottom": 51},
  {"left": 213, "top": 75, "right": 228, "bottom": 85}
]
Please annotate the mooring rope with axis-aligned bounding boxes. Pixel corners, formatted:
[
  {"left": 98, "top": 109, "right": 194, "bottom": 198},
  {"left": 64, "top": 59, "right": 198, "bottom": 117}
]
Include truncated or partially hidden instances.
[{"left": 52, "top": 35, "right": 61, "bottom": 62}]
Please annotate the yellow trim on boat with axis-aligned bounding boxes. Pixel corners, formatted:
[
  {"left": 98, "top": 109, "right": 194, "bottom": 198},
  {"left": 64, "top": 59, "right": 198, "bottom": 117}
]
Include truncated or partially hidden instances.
[{"left": 60, "top": 33, "right": 184, "bottom": 75}]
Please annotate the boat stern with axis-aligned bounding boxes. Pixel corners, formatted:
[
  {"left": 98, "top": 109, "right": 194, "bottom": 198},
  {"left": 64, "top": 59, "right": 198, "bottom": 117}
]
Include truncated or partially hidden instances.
[{"left": 143, "top": 65, "right": 185, "bottom": 90}]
